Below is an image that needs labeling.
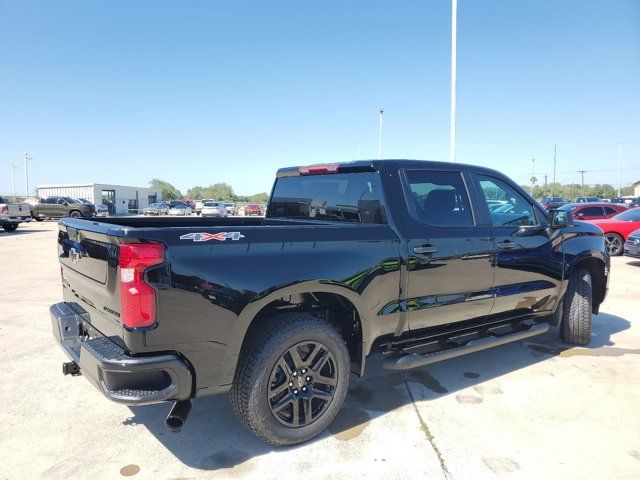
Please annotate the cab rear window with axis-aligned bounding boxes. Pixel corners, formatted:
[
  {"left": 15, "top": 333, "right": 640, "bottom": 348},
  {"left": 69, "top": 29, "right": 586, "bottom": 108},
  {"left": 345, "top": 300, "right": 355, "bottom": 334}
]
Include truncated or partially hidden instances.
[{"left": 268, "top": 172, "right": 387, "bottom": 224}]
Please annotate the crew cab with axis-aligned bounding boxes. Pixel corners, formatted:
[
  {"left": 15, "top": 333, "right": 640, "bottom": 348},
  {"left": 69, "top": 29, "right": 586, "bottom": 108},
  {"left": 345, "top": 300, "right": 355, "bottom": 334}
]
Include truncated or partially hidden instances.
[
  {"left": 51, "top": 160, "right": 609, "bottom": 446},
  {"left": 0, "top": 196, "right": 32, "bottom": 232},
  {"left": 32, "top": 196, "right": 95, "bottom": 220}
]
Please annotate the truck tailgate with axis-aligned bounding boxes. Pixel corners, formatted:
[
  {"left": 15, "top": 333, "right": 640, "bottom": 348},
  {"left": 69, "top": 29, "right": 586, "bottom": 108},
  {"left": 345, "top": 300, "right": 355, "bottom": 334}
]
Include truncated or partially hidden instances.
[{"left": 58, "top": 222, "right": 123, "bottom": 337}]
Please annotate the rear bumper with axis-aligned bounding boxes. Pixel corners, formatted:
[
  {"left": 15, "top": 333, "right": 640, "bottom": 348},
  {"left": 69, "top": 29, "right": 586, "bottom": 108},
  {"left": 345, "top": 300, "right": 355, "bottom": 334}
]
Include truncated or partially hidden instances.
[
  {"left": 1, "top": 215, "right": 31, "bottom": 223},
  {"left": 51, "top": 302, "right": 193, "bottom": 405}
]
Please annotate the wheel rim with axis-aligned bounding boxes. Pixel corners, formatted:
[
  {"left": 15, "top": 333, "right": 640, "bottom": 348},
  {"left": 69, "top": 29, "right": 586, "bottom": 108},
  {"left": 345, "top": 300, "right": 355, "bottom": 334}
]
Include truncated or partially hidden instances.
[
  {"left": 605, "top": 235, "right": 622, "bottom": 255},
  {"left": 267, "top": 341, "right": 338, "bottom": 428}
]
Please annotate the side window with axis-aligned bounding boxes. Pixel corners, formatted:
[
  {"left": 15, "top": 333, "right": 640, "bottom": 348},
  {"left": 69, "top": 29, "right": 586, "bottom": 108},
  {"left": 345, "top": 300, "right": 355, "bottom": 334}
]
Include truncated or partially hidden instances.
[
  {"left": 580, "top": 206, "right": 604, "bottom": 216},
  {"left": 57, "top": 198, "right": 66, "bottom": 205},
  {"left": 477, "top": 175, "right": 538, "bottom": 227},
  {"left": 404, "top": 170, "right": 474, "bottom": 227},
  {"left": 603, "top": 206, "right": 617, "bottom": 215}
]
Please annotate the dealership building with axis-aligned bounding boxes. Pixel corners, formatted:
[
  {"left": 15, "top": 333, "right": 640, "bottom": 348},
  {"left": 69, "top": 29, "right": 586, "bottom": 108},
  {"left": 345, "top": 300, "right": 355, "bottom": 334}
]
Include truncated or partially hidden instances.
[{"left": 36, "top": 183, "right": 162, "bottom": 215}]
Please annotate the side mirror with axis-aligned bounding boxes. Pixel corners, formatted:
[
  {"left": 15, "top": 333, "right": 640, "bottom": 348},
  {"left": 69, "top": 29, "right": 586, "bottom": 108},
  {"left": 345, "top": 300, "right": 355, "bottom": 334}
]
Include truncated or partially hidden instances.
[
  {"left": 575, "top": 213, "right": 584, "bottom": 220},
  {"left": 549, "top": 209, "right": 573, "bottom": 229},
  {"left": 63, "top": 201, "right": 69, "bottom": 206}
]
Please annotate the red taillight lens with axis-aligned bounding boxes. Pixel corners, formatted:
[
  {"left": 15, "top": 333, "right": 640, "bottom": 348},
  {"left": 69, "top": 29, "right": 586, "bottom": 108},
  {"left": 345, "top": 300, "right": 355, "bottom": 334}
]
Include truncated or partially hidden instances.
[
  {"left": 118, "top": 243, "right": 164, "bottom": 328},
  {"left": 1, "top": 204, "right": 8, "bottom": 214},
  {"left": 298, "top": 163, "right": 340, "bottom": 175}
]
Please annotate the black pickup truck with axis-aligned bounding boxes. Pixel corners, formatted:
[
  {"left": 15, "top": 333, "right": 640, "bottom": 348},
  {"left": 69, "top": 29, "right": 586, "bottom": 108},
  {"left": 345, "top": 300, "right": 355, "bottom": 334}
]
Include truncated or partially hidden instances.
[{"left": 51, "top": 160, "right": 608, "bottom": 446}]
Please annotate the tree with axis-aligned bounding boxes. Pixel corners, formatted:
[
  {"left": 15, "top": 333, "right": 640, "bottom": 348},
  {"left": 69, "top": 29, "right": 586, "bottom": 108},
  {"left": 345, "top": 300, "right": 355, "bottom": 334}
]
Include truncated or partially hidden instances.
[
  {"left": 149, "top": 179, "right": 181, "bottom": 200},
  {"left": 186, "top": 186, "right": 206, "bottom": 199},
  {"left": 206, "top": 183, "right": 235, "bottom": 201},
  {"left": 249, "top": 192, "right": 269, "bottom": 203}
]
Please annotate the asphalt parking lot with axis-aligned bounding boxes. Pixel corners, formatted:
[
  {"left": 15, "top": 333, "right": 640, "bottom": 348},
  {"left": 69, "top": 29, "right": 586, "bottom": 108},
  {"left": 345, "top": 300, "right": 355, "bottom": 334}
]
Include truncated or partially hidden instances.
[{"left": 1, "top": 221, "right": 639, "bottom": 479}]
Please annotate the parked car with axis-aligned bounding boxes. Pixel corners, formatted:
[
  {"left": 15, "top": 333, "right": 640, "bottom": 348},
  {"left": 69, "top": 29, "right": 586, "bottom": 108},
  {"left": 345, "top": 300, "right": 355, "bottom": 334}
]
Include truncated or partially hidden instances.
[
  {"left": 194, "top": 199, "right": 216, "bottom": 215},
  {"left": 623, "top": 227, "right": 640, "bottom": 259},
  {"left": 224, "top": 202, "right": 238, "bottom": 215},
  {"left": 0, "top": 196, "right": 32, "bottom": 232},
  {"left": 143, "top": 202, "right": 170, "bottom": 216},
  {"left": 631, "top": 197, "right": 640, "bottom": 208},
  {"left": 540, "top": 196, "right": 567, "bottom": 210},
  {"left": 575, "top": 196, "right": 601, "bottom": 203},
  {"left": 558, "top": 202, "right": 627, "bottom": 221},
  {"left": 179, "top": 199, "right": 196, "bottom": 209},
  {"left": 201, "top": 201, "right": 227, "bottom": 217},
  {"left": 168, "top": 204, "right": 192, "bottom": 216},
  {"left": 244, "top": 204, "right": 262, "bottom": 216},
  {"left": 52, "top": 160, "right": 608, "bottom": 446},
  {"left": 32, "top": 196, "right": 95, "bottom": 220},
  {"left": 610, "top": 197, "right": 632, "bottom": 206},
  {"left": 76, "top": 198, "right": 109, "bottom": 217},
  {"left": 587, "top": 207, "right": 640, "bottom": 256}
]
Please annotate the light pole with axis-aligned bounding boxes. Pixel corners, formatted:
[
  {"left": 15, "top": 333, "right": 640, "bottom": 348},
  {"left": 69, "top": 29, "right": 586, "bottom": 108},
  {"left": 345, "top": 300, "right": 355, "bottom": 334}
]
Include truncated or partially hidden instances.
[
  {"left": 449, "top": 0, "right": 458, "bottom": 163},
  {"left": 11, "top": 164, "right": 18, "bottom": 198},
  {"left": 23, "top": 152, "right": 32, "bottom": 197},
  {"left": 378, "top": 108, "right": 384, "bottom": 160},
  {"left": 618, "top": 142, "right": 623, "bottom": 197}
]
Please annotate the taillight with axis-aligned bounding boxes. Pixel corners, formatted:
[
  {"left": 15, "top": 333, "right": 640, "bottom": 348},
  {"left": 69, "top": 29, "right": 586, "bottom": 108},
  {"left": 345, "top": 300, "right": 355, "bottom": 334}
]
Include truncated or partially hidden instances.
[
  {"left": 118, "top": 243, "right": 164, "bottom": 328},
  {"left": 1, "top": 204, "right": 8, "bottom": 214},
  {"left": 298, "top": 163, "right": 340, "bottom": 175}
]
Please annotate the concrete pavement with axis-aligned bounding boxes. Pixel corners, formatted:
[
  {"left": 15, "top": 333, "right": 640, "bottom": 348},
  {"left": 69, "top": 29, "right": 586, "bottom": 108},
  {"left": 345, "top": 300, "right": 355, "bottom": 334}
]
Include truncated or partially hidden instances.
[{"left": 1, "top": 221, "right": 639, "bottom": 479}]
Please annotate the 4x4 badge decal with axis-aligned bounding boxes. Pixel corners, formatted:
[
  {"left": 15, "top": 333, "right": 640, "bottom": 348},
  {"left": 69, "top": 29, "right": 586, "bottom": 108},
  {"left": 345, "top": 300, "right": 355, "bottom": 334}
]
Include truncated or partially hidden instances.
[{"left": 180, "top": 232, "right": 245, "bottom": 242}]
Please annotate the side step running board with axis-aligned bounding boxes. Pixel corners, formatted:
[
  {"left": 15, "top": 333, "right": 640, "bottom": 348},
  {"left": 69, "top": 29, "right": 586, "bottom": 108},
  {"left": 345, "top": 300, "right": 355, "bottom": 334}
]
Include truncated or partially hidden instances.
[{"left": 383, "top": 322, "right": 549, "bottom": 371}]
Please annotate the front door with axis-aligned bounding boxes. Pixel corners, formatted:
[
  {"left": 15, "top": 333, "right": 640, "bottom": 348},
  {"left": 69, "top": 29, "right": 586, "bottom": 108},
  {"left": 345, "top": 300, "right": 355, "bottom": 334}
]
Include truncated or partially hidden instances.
[
  {"left": 401, "top": 169, "right": 495, "bottom": 331},
  {"left": 473, "top": 174, "right": 563, "bottom": 319}
]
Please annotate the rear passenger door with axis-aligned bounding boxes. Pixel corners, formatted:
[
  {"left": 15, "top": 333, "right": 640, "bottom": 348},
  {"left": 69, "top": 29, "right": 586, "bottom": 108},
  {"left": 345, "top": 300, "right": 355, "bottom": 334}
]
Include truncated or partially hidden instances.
[
  {"left": 472, "top": 174, "right": 563, "bottom": 320},
  {"left": 400, "top": 169, "right": 495, "bottom": 331}
]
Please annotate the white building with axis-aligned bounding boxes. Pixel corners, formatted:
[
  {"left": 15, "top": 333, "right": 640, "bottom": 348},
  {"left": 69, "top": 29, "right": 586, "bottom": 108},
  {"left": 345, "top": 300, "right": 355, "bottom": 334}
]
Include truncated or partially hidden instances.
[{"left": 37, "top": 183, "right": 162, "bottom": 215}]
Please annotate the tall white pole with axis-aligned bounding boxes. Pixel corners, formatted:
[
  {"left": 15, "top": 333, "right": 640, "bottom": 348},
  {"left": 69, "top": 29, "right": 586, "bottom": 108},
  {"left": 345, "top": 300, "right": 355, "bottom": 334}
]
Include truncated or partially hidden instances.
[
  {"left": 378, "top": 108, "right": 384, "bottom": 160},
  {"left": 11, "top": 164, "right": 17, "bottom": 197},
  {"left": 449, "top": 0, "right": 458, "bottom": 163},
  {"left": 618, "top": 142, "right": 623, "bottom": 197},
  {"left": 23, "top": 152, "right": 31, "bottom": 197}
]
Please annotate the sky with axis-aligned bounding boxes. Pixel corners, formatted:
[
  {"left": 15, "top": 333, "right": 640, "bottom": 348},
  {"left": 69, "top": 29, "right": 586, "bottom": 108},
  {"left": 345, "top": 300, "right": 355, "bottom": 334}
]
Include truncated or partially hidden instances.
[{"left": 1, "top": 0, "right": 639, "bottom": 196}]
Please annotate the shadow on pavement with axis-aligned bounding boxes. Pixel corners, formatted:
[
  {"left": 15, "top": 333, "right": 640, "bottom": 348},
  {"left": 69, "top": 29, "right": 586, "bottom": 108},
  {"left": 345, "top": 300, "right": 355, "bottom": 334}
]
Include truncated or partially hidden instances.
[
  {"left": 126, "top": 312, "right": 631, "bottom": 471},
  {"left": 0, "top": 229, "right": 50, "bottom": 236}
]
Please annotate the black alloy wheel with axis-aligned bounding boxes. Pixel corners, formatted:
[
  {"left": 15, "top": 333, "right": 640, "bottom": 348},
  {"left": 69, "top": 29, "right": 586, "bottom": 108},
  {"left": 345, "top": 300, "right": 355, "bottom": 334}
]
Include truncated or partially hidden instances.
[{"left": 267, "top": 341, "right": 337, "bottom": 428}]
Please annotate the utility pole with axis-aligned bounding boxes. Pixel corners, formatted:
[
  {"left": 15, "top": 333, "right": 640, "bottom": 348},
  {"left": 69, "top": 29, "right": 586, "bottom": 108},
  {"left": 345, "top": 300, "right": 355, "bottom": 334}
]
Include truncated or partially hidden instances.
[
  {"left": 577, "top": 170, "right": 587, "bottom": 193},
  {"left": 23, "top": 152, "right": 32, "bottom": 197},
  {"left": 552, "top": 144, "right": 557, "bottom": 196},
  {"left": 11, "top": 164, "right": 18, "bottom": 197},
  {"left": 618, "top": 142, "right": 623, "bottom": 197},
  {"left": 378, "top": 108, "right": 384, "bottom": 160},
  {"left": 544, "top": 174, "right": 548, "bottom": 197},
  {"left": 449, "top": 0, "right": 458, "bottom": 163}
]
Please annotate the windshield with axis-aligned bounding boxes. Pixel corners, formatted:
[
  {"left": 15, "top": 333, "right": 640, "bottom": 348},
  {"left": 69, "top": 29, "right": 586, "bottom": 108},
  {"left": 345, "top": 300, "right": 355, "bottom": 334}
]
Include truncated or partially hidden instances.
[
  {"left": 268, "top": 172, "right": 386, "bottom": 224},
  {"left": 76, "top": 198, "right": 92, "bottom": 204},
  {"left": 558, "top": 204, "right": 575, "bottom": 211},
  {"left": 612, "top": 208, "right": 640, "bottom": 222},
  {"left": 63, "top": 197, "right": 81, "bottom": 204}
]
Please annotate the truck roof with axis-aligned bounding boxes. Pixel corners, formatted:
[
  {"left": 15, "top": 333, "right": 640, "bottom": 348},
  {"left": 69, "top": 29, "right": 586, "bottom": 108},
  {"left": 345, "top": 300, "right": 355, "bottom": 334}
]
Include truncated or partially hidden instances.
[{"left": 276, "top": 159, "right": 506, "bottom": 178}]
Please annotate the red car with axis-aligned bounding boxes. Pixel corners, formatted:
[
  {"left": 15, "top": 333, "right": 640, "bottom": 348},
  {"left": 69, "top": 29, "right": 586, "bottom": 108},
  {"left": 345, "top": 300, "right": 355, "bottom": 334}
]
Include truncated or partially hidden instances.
[
  {"left": 244, "top": 204, "right": 263, "bottom": 216},
  {"left": 587, "top": 207, "right": 640, "bottom": 256},
  {"left": 558, "top": 202, "right": 627, "bottom": 221}
]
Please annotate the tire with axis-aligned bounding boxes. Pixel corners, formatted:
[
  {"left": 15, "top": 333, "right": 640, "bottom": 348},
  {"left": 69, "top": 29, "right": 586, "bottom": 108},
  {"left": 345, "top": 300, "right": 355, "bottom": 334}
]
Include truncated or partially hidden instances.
[
  {"left": 605, "top": 233, "right": 624, "bottom": 256},
  {"left": 33, "top": 216, "right": 43, "bottom": 222},
  {"left": 230, "top": 313, "right": 350, "bottom": 446},
  {"left": 69, "top": 211, "right": 82, "bottom": 218},
  {"left": 560, "top": 267, "right": 593, "bottom": 345},
  {"left": 2, "top": 223, "right": 19, "bottom": 232}
]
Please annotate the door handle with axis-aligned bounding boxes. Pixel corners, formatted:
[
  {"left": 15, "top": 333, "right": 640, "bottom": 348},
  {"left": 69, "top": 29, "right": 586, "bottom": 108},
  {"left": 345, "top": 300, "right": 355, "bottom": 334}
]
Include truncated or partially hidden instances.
[
  {"left": 413, "top": 245, "right": 438, "bottom": 255},
  {"left": 497, "top": 241, "right": 517, "bottom": 250}
]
